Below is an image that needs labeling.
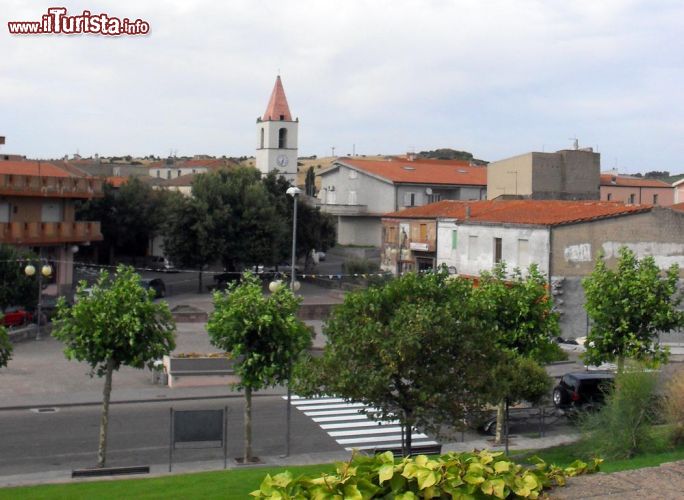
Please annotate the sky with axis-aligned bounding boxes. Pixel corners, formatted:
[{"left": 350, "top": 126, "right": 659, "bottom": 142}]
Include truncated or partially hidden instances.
[{"left": 1, "top": 0, "right": 683, "bottom": 174}]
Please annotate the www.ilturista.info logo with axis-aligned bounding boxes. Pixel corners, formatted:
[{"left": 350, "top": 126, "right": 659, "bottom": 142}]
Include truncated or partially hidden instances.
[{"left": 8, "top": 7, "right": 150, "bottom": 36}]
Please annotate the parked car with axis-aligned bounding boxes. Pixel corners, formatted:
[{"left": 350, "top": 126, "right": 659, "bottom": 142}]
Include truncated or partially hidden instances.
[
  {"left": 1, "top": 306, "right": 33, "bottom": 327},
  {"left": 553, "top": 372, "right": 614, "bottom": 412},
  {"left": 141, "top": 278, "right": 166, "bottom": 298},
  {"left": 149, "top": 256, "right": 176, "bottom": 273}
]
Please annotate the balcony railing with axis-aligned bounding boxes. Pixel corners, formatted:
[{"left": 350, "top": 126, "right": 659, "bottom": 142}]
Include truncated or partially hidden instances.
[
  {"left": 0, "top": 221, "right": 102, "bottom": 244},
  {"left": 319, "top": 203, "right": 369, "bottom": 216},
  {"left": 0, "top": 174, "right": 103, "bottom": 198}
]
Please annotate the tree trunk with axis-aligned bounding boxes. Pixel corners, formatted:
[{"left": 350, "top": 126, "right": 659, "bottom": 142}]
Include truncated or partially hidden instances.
[
  {"left": 405, "top": 421, "right": 413, "bottom": 456},
  {"left": 244, "top": 386, "right": 253, "bottom": 463},
  {"left": 197, "top": 269, "right": 203, "bottom": 294},
  {"left": 97, "top": 358, "right": 115, "bottom": 468},
  {"left": 494, "top": 399, "right": 505, "bottom": 445}
]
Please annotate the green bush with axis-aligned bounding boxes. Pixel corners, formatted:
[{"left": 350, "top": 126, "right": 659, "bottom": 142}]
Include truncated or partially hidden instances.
[
  {"left": 250, "top": 450, "right": 600, "bottom": 499},
  {"left": 580, "top": 368, "right": 660, "bottom": 459},
  {"left": 665, "top": 369, "right": 684, "bottom": 445},
  {"left": 0, "top": 320, "right": 11, "bottom": 368},
  {"left": 342, "top": 258, "right": 380, "bottom": 275}
]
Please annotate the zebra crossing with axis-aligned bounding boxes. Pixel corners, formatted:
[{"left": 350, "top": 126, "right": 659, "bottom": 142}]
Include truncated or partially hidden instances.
[{"left": 286, "top": 395, "right": 439, "bottom": 452}]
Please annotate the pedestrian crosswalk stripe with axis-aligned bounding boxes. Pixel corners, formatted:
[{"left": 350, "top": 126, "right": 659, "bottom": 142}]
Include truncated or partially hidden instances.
[{"left": 286, "top": 395, "right": 439, "bottom": 452}]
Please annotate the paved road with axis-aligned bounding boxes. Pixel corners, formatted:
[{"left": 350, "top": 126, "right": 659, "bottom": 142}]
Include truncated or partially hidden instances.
[{"left": 0, "top": 397, "right": 341, "bottom": 476}]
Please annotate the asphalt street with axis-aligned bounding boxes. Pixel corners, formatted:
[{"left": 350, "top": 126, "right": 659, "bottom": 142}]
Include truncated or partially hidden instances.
[{"left": 0, "top": 396, "right": 342, "bottom": 476}]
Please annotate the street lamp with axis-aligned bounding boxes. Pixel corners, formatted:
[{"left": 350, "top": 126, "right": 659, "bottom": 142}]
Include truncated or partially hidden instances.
[{"left": 24, "top": 252, "right": 52, "bottom": 341}]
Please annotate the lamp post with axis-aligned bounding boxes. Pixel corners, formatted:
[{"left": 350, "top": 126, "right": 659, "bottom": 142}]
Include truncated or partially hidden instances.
[
  {"left": 24, "top": 250, "right": 52, "bottom": 341},
  {"left": 282, "top": 186, "right": 302, "bottom": 457}
]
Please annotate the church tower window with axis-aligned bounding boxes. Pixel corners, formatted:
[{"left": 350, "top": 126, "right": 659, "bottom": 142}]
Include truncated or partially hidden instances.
[{"left": 278, "top": 128, "right": 288, "bottom": 148}]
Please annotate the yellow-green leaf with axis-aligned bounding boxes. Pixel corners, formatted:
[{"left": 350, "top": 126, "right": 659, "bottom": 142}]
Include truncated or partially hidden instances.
[
  {"left": 378, "top": 464, "right": 394, "bottom": 484},
  {"left": 493, "top": 461, "right": 510, "bottom": 473}
]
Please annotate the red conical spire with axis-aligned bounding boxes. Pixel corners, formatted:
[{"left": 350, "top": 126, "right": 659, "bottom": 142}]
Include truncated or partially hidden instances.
[{"left": 262, "top": 75, "right": 292, "bottom": 121}]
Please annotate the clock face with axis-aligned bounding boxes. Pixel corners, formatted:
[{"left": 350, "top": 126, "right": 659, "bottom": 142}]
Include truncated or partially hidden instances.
[{"left": 276, "top": 155, "right": 289, "bottom": 167}]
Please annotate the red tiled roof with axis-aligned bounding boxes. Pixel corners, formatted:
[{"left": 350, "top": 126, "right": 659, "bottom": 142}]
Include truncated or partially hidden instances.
[
  {"left": 105, "top": 176, "right": 128, "bottom": 187},
  {"left": 383, "top": 200, "right": 653, "bottom": 226},
  {"left": 159, "top": 173, "right": 197, "bottom": 187},
  {"left": 335, "top": 158, "right": 486, "bottom": 186},
  {"left": 600, "top": 174, "right": 672, "bottom": 188},
  {"left": 262, "top": 75, "right": 292, "bottom": 121},
  {"left": 672, "top": 202, "right": 684, "bottom": 212},
  {"left": 0, "top": 160, "right": 74, "bottom": 177}
]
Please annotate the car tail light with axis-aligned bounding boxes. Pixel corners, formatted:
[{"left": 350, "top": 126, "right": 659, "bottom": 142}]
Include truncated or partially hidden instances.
[{"left": 571, "top": 390, "right": 580, "bottom": 402}]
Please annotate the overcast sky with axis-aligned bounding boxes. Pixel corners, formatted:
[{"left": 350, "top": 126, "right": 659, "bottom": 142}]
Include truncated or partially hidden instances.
[{"left": 2, "top": 0, "right": 683, "bottom": 173}]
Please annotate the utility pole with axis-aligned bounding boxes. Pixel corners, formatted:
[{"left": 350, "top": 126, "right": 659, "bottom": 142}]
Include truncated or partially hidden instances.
[{"left": 330, "top": 146, "right": 335, "bottom": 157}]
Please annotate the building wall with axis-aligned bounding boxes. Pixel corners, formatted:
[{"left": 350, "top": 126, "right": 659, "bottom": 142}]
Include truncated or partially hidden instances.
[
  {"left": 487, "top": 150, "right": 600, "bottom": 200},
  {"left": 381, "top": 218, "right": 437, "bottom": 273},
  {"left": 1, "top": 197, "right": 77, "bottom": 223},
  {"left": 319, "top": 166, "right": 396, "bottom": 214},
  {"left": 150, "top": 166, "right": 208, "bottom": 179},
  {"left": 600, "top": 185, "right": 674, "bottom": 206},
  {"left": 337, "top": 216, "right": 382, "bottom": 246},
  {"left": 675, "top": 183, "right": 684, "bottom": 204},
  {"left": 550, "top": 208, "right": 684, "bottom": 277},
  {"left": 437, "top": 220, "right": 550, "bottom": 276},
  {"left": 255, "top": 119, "right": 298, "bottom": 183}
]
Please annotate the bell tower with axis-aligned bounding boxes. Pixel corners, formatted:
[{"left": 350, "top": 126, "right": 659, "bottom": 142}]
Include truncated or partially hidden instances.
[{"left": 256, "top": 76, "right": 298, "bottom": 184}]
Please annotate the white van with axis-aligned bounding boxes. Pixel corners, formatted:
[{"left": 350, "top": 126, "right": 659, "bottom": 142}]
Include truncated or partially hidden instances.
[{"left": 149, "top": 256, "right": 176, "bottom": 272}]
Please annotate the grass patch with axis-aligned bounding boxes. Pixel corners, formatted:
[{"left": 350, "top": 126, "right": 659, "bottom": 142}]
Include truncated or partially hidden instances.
[
  {"left": 513, "top": 426, "right": 684, "bottom": 473},
  {"left": 1, "top": 463, "right": 335, "bottom": 500}
]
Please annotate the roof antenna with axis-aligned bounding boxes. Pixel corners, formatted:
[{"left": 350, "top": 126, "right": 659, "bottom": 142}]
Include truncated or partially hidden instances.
[{"left": 569, "top": 137, "right": 579, "bottom": 150}]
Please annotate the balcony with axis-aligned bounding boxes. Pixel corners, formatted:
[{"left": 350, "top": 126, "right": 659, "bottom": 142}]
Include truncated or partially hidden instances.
[
  {"left": 319, "top": 203, "right": 369, "bottom": 216},
  {"left": 408, "top": 239, "right": 436, "bottom": 252},
  {"left": 0, "top": 221, "right": 102, "bottom": 245},
  {"left": 0, "top": 174, "right": 103, "bottom": 198}
]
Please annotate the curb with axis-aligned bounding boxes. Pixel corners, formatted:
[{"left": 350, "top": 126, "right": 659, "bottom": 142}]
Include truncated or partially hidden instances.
[{"left": 0, "top": 391, "right": 287, "bottom": 412}]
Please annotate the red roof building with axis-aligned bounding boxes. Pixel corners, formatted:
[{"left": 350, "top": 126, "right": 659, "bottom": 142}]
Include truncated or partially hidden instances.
[{"left": 600, "top": 173, "right": 674, "bottom": 206}]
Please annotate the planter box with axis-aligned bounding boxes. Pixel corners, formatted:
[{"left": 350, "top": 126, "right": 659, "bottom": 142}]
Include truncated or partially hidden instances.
[{"left": 163, "top": 355, "right": 239, "bottom": 388}]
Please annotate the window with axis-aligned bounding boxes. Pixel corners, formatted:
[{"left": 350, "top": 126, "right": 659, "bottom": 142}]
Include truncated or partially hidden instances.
[
  {"left": 156, "top": 170, "right": 160, "bottom": 178},
  {"left": 494, "top": 237, "right": 503, "bottom": 263},
  {"left": 428, "top": 193, "right": 442, "bottom": 203},
  {"left": 348, "top": 190, "right": 357, "bottom": 205},
  {"left": 468, "top": 235, "right": 478, "bottom": 261},
  {"left": 260, "top": 128, "right": 264, "bottom": 148},
  {"left": 653, "top": 194, "right": 659, "bottom": 204},
  {"left": 388, "top": 226, "right": 396, "bottom": 243},
  {"left": 41, "top": 201, "right": 63, "bottom": 222},
  {"left": 0, "top": 202, "right": 9, "bottom": 222},
  {"left": 403, "top": 192, "right": 416, "bottom": 207},
  {"left": 177, "top": 169, "right": 181, "bottom": 178},
  {"left": 167, "top": 170, "right": 171, "bottom": 179},
  {"left": 278, "top": 128, "right": 287, "bottom": 148},
  {"left": 349, "top": 169, "right": 358, "bottom": 179},
  {"left": 518, "top": 239, "right": 529, "bottom": 267},
  {"left": 629, "top": 193, "right": 636, "bottom": 204},
  {"left": 279, "top": 114, "right": 285, "bottom": 120},
  {"left": 451, "top": 230, "right": 458, "bottom": 250},
  {"left": 419, "top": 224, "right": 428, "bottom": 241},
  {"left": 606, "top": 193, "right": 612, "bottom": 201},
  {"left": 327, "top": 190, "right": 336, "bottom": 204}
]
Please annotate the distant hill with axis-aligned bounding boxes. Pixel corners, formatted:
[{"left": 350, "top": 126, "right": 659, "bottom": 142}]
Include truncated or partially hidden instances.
[{"left": 417, "top": 148, "right": 488, "bottom": 165}]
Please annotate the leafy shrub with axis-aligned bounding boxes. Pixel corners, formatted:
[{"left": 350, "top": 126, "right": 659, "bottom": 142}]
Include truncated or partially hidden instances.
[
  {"left": 580, "top": 367, "right": 660, "bottom": 459},
  {"left": 342, "top": 258, "right": 380, "bottom": 275},
  {"left": 0, "top": 321, "right": 11, "bottom": 368},
  {"left": 250, "top": 450, "right": 600, "bottom": 499},
  {"left": 665, "top": 368, "right": 684, "bottom": 445}
]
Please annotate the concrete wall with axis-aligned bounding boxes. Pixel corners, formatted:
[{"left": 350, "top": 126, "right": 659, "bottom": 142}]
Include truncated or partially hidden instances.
[
  {"left": 3, "top": 197, "right": 75, "bottom": 223},
  {"left": 600, "top": 185, "right": 674, "bottom": 206},
  {"left": 337, "top": 216, "right": 382, "bottom": 246},
  {"left": 319, "top": 165, "right": 395, "bottom": 214},
  {"left": 551, "top": 208, "right": 684, "bottom": 277},
  {"left": 675, "top": 183, "right": 684, "bottom": 204},
  {"left": 437, "top": 220, "right": 550, "bottom": 276},
  {"left": 150, "top": 166, "right": 208, "bottom": 179},
  {"left": 381, "top": 218, "right": 437, "bottom": 273},
  {"left": 487, "top": 150, "right": 600, "bottom": 200}
]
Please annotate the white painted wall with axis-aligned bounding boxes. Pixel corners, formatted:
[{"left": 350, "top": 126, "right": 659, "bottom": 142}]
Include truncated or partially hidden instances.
[
  {"left": 601, "top": 241, "right": 684, "bottom": 269},
  {"left": 150, "top": 167, "right": 208, "bottom": 179},
  {"left": 437, "top": 220, "right": 550, "bottom": 276}
]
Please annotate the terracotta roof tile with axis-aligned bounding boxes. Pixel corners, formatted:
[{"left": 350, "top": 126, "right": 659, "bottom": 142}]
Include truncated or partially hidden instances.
[
  {"left": 384, "top": 200, "right": 652, "bottom": 226},
  {"left": 105, "top": 176, "right": 128, "bottom": 187},
  {"left": 334, "top": 158, "right": 486, "bottom": 186},
  {"left": 0, "top": 160, "right": 74, "bottom": 177},
  {"left": 600, "top": 174, "right": 672, "bottom": 188},
  {"left": 262, "top": 75, "right": 292, "bottom": 121}
]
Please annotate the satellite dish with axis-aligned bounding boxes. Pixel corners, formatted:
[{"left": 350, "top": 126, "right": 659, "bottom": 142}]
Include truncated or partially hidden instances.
[{"left": 425, "top": 187, "right": 433, "bottom": 195}]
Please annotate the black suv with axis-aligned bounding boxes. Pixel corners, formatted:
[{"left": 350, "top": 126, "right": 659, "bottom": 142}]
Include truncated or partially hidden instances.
[{"left": 553, "top": 372, "right": 614, "bottom": 412}]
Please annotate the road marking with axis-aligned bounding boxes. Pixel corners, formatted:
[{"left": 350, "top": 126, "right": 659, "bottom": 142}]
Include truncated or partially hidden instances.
[{"left": 286, "top": 395, "right": 439, "bottom": 452}]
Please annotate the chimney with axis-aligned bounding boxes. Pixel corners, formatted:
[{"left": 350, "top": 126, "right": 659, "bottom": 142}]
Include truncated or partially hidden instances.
[{"left": 465, "top": 205, "right": 471, "bottom": 220}]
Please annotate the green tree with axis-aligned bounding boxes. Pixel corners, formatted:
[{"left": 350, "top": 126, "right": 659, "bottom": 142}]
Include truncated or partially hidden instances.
[
  {"left": 162, "top": 192, "right": 216, "bottom": 292},
  {"left": 263, "top": 172, "right": 336, "bottom": 270},
  {"left": 304, "top": 166, "right": 316, "bottom": 196},
  {"left": 207, "top": 274, "right": 311, "bottom": 463},
  {"left": 52, "top": 266, "right": 176, "bottom": 467},
  {"left": 582, "top": 246, "right": 684, "bottom": 372},
  {"left": 475, "top": 264, "right": 560, "bottom": 444},
  {"left": 0, "top": 245, "right": 38, "bottom": 310},
  {"left": 77, "top": 178, "right": 173, "bottom": 261},
  {"left": 296, "top": 271, "right": 503, "bottom": 455},
  {"left": 192, "top": 168, "right": 288, "bottom": 271},
  {"left": 0, "top": 321, "right": 11, "bottom": 368}
]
